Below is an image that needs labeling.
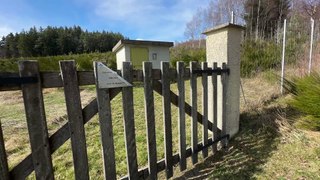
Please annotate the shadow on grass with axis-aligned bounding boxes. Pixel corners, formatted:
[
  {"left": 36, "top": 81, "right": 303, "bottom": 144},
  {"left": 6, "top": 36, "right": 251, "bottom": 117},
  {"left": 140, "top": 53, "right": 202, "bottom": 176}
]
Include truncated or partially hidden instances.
[{"left": 174, "top": 105, "right": 298, "bottom": 180}]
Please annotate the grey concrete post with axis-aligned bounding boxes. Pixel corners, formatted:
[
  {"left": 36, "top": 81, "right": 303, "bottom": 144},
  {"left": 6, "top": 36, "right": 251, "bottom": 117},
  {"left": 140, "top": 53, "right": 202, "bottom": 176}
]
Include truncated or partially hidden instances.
[{"left": 203, "top": 23, "right": 244, "bottom": 137}]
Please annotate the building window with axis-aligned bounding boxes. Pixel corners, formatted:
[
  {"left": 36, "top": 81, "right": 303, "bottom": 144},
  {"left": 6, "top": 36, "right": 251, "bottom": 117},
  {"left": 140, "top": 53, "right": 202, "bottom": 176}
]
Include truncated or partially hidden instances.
[{"left": 152, "top": 53, "right": 157, "bottom": 60}]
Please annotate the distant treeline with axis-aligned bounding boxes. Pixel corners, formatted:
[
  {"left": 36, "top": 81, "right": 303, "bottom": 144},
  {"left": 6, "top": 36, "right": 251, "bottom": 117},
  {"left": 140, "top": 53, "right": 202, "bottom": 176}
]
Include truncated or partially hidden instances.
[{"left": 0, "top": 26, "right": 125, "bottom": 58}]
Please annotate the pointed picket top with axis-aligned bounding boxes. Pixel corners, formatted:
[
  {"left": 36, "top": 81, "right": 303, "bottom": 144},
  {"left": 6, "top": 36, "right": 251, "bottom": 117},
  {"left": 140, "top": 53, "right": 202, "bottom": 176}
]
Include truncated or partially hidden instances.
[{"left": 94, "top": 62, "right": 132, "bottom": 89}]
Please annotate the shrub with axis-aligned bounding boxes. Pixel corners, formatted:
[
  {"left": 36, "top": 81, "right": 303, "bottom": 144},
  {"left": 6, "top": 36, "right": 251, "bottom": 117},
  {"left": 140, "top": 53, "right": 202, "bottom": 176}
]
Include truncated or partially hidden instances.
[
  {"left": 286, "top": 73, "right": 320, "bottom": 131},
  {"left": 240, "top": 39, "right": 302, "bottom": 77},
  {"left": 170, "top": 46, "right": 205, "bottom": 68},
  {"left": 0, "top": 52, "right": 117, "bottom": 72},
  {"left": 241, "top": 40, "right": 281, "bottom": 77}
]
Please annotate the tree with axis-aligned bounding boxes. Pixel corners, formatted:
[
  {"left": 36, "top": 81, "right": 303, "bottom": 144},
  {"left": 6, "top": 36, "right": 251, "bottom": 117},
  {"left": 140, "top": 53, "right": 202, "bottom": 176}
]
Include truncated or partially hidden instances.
[
  {"left": 184, "top": 9, "right": 203, "bottom": 41},
  {"left": 244, "top": 0, "right": 291, "bottom": 39},
  {"left": 18, "top": 27, "right": 38, "bottom": 57},
  {"left": 184, "top": 0, "right": 245, "bottom": 41},
  {"left": 0, "top": 26, "right": 124, "bottom": 58}
]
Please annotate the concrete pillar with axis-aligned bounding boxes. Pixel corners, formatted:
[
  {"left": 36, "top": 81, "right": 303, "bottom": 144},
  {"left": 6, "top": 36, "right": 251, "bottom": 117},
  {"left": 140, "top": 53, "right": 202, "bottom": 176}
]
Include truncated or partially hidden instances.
[{"left": 203, "top": 23, "right": 244, "bottom": 137}]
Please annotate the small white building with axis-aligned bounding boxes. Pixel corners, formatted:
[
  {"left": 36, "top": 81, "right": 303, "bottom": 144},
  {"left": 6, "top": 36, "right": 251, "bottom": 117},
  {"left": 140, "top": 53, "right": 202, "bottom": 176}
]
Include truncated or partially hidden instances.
[{"left": 112, "top": 39, "right": 173, "bottom": 69}]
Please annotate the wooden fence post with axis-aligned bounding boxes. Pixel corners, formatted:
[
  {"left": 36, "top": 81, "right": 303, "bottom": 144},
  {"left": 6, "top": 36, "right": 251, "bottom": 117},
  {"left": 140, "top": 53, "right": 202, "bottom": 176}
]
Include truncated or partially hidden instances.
[
  {"left": 201, "top": 62, "right": 209, "bottom": 158},
  {"left": 143, "top": 62, "right": 157, "bottom": 179},
  {"left": 190, "top": 61, "right": 198, "bottom": 164},
  {"left": 161, "top": 62, "right": 173, "bottom": 178},
  {"left": 122, "top": 62, "right": 139, "bottom": 179},
  {"left": 59, "top": 60, "right": 89, "bottom": 180},
  {"left": 0, "top": 120, "right": 9, "bottom": 180},
  {"left": 221, "top": 63, "right": 228, "bottom": 147},
  {"left": 212, "top": 62, "right": 218, "bottom": 153},
  {"left": 177, "top": 61, "right": 186, "bottom": 171},
  {"left": 19, "top": 60, "right": 54, "bottom": 179},
  {"left": 94, "top": 62, "right": 117, "bottom": 180}
]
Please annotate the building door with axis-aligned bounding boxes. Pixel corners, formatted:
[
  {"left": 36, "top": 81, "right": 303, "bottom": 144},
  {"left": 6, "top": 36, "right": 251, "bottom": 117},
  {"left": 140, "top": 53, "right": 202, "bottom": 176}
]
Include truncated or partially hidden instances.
[{"left": 130, "top": 47, "right": 148, "bottom": 69}]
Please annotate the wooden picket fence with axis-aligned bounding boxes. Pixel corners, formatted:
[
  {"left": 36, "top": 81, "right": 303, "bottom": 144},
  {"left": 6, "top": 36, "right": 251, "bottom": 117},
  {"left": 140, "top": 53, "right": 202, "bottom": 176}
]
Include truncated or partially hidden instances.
[{"left": 0, "top": 60, "right": 229, "bottom": 179}]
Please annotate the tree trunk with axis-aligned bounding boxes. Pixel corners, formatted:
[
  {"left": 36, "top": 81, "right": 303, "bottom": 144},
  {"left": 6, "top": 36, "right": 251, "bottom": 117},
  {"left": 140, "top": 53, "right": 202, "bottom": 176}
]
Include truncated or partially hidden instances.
[{"left": 255, "top": 0, "right": 261, "bottom": 41}]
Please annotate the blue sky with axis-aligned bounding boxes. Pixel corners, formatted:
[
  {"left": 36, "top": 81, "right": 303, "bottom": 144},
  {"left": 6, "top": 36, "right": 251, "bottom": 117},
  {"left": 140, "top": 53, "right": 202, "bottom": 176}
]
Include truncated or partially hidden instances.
[{"left": 0, "top": 0, "right": 210, "bottom": 41}]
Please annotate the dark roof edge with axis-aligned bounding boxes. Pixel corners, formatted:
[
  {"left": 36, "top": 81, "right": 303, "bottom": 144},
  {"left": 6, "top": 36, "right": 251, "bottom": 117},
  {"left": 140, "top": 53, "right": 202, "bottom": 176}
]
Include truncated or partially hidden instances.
[
  {"left": 112, "top": 39, "right": 174, "bottom": 52},
  {"left": 202, "top": 23, "right": 245, "bottom": 35}
]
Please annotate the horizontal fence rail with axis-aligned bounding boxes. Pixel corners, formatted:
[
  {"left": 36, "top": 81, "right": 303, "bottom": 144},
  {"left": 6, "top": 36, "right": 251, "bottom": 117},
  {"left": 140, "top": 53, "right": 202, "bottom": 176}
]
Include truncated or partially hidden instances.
[{"left": 0, "top": 60, "right": 229, "bottom": 179}]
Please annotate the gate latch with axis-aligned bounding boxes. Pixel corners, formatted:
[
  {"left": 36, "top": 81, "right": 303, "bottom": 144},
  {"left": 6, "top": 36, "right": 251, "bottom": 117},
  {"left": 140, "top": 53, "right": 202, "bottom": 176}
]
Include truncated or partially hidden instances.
[{"left": 192, "top": 67, "right": 230, "bottom": 75}]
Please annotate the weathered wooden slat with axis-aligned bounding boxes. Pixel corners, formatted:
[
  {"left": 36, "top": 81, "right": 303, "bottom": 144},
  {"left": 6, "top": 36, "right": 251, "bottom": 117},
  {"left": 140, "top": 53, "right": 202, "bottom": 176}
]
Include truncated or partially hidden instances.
[
  {"left": 153, "top": 80, "right": 222, "bottom": 135},
  {"left": 94, "top": 62, "right": 117, "bottom": 180},
  {"left": 0, "top": 69, "right": 192, "bottom": 91},
  {"left": 177, "top": 61, "right": 186, "bottom": 171},
  {"left": 212, "top": 62, "right": 218, "bottom": 153},
  {"left": 59, "top": 60, "right": 89, "bottom": 180},
  {"left": 221, "top": 63, "right": 228, "bottom": 147},
  {"left": 121, "top": 62, "right": 139, "bottom": 179},
  {"left": 201, "top": 62, "right": 209, "bottom": 158},
  {"left": 190, "top": 62, "right": 198, "bottom": 164},
  {"left": 143, "top": 62, "right": 158, "bottom": 179},
  {"left": 161, "top": 62, "right": 173, "bottom": 179},
  {"left": 120, "top": 135, "right": 229, "bottom": 180},
  {"left": 19, "top": 60, "right": 54, "bottom": 180},
  {"left": 10, "top": 88, "right": 121, "bottom": 179},
  {"left": 0, "top": 120, "right": 9, "bottom": 180}
]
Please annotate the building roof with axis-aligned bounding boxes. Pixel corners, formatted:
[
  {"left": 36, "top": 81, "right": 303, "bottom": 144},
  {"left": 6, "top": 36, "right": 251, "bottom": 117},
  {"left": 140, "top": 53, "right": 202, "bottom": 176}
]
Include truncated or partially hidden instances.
[
  {"left": 202, "top": 23, "right": 245, "bottom": 35},
  {"left": 112, "top": 39, "right": 174, "bottom": 52}
]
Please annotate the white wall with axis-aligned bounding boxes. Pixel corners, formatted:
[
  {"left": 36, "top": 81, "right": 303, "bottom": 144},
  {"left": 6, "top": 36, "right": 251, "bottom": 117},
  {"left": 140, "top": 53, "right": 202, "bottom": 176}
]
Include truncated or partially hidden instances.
[
  {"left": 148, "top": 46, "right": 170, "bottom": 69},
  {"left": 116, "top": 46, "right": 130, "bottom": 70},
  {"left": 206, "top": 26, "right": 242, "bottom": 138},
  {"left": 116, "top": 45, "right": 171, "bottom": 69}
]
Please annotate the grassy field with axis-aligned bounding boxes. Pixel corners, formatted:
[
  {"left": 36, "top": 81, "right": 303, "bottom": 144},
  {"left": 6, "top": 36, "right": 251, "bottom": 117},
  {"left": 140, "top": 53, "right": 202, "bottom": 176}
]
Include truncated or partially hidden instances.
[{"left": 1, "top": 68, "right": 320, "bottom": 179}]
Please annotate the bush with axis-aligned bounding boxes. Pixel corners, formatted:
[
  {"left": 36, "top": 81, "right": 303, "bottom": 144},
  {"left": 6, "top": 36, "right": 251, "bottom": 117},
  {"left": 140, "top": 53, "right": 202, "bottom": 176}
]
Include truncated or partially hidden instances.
[
  {"left": 241, "top": 40, "right": 281, "bottom": 77},
  {"left": 286, "top": 73, "right": 320, "bottom": 131},
  {"left": 170, "top": 46, "right": 206, "bottom": 68},
  {"left": 0, "top": 52, "right": 117, "bottom": 72},
  {"left": 240, "top": 39, "right": 302, "bottom": 77}
]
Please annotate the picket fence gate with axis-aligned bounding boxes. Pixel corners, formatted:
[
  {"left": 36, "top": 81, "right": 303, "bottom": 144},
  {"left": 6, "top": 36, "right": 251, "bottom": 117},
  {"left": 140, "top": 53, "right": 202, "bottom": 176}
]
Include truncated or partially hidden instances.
[{"left": 0, "top": 60, "right": 229, "bottom": 179}]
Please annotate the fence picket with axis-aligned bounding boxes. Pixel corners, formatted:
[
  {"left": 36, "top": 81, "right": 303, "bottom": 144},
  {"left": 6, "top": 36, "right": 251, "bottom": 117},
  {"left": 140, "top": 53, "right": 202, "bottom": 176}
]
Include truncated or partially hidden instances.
[
  {"left": 201, "top": 62, "right": 209, "bottom": 158},
  {"left": 59, "top": 60, "right": 89, "bottom": 180},
  {"left": 212, "top": 62, "right": 218, "bottom": 153},
  {"left": 0, "top": 120, "right": 9, "bottom": 180},
  {"left": 122, "top": 62, "right": 139, "bottom": 179},
  {"left": 143, "top": 62, "right": 158, "bottom": 179},
  {"left": 4, "top": 59, "right": 230, "bottom": 180},
  {"left": 10, "top": 89, "right": 121, "bottom": 179},
  {"left": 161, "top": 62, "right": 173, "bottom": 178},
  {"left": 221, "top": 63, "right": 228, "bottom": 147},
  {"left": 190, "top": 62, "right": 198, "bottom": 164},
  {"left": 153, "top": 81, "right": 219, "bottom": 134},
  {"left": 94, "top": 62, "right": 117, "bottom": 180},
  {"left": 177, "top": 61, "right": 186, "bottom": 171},
  {"left": 19, "top": 60, "right": 54, "bottom": 179}
]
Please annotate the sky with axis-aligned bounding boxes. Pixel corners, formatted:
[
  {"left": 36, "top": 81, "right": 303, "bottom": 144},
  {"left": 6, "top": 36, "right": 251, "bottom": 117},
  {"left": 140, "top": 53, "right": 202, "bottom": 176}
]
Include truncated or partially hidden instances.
[{"left": 0, "top": 0, "right": 210, "bottom": 41}]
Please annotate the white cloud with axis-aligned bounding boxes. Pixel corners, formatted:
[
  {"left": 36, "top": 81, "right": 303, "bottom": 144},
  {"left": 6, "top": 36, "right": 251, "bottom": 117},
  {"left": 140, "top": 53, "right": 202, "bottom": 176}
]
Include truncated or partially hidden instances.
[
  {"left": 0, "top": 26, "right": 14, "bottom": 37},
  {"left": 83, "top": 0, "right": 209, "bottom": 41}
]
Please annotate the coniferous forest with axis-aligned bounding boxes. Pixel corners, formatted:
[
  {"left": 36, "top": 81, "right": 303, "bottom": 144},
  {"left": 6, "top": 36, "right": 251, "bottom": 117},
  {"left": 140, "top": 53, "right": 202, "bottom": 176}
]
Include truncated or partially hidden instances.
[{"left": 0, "top": 26, "right": 125, "bottom": 58}]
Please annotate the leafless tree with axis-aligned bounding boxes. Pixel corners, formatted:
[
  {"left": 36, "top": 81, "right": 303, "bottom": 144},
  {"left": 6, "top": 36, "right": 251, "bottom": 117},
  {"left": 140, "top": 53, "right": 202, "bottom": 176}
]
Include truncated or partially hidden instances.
[{"left": 184, "top": 0, "right": 245, "bottom": 41}]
